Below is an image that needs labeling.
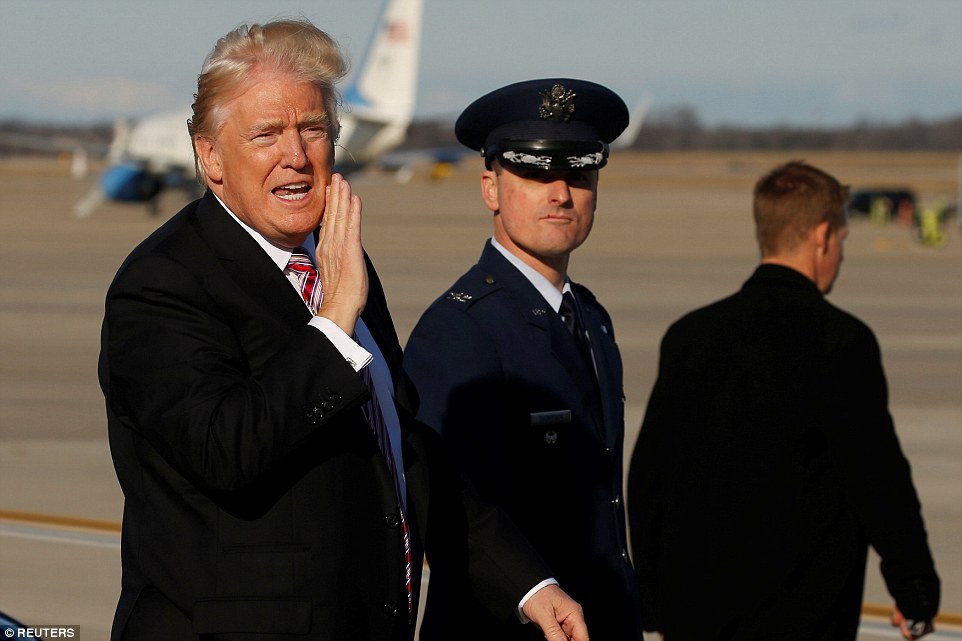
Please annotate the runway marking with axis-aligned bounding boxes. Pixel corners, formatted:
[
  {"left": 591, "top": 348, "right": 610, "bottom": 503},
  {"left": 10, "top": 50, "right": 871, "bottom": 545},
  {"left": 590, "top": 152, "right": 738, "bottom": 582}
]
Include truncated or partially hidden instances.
[
  {"left": 3, "top": 508, "right": 961, "bottom": 631},
  {"left": 0, "top": 522, "right": 120, "bottom": 549},
  {"left": 0, "top": 508, "right": 121, "bottom": 548},
  {"left": 862, "top": 603, "right": 962, "bottom": 630},
  {"left": 0, "top": 508, "right": 120, "bottom": 533}
]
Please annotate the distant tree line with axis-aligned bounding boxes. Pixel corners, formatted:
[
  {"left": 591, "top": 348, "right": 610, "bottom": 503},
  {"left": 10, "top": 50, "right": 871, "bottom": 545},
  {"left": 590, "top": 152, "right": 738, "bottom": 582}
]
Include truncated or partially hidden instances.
[
  {"left": 402, "top": 106, "right": 962, "bottom": 151},
  {"left": 627, "top": 105, "right": 962, "bottom": 151},
  {"left": 0, "top": 120, "right": 114, "bottom": 156},
  {"left": 2, "top": 107, "right": 961, "bottom": 157}
]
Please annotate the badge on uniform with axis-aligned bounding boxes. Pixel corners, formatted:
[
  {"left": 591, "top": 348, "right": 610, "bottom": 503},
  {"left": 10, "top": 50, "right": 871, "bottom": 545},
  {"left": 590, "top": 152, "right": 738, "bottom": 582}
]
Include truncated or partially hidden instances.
[{"left": 529, "top": 409, "right": 572, "bottom": 426}]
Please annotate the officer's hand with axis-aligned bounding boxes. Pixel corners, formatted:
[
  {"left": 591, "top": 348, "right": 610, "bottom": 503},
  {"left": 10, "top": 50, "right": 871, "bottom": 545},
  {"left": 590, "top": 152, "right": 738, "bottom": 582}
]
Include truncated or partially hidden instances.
[
  {"left": 316, "top": 173, "right": 367, "bottom": 335},
  {"left": 521, "top": 584, "right": 589, "bottom": 641},
  {"left": 892, "top": 607, "right": 934, "bottom": 640}
]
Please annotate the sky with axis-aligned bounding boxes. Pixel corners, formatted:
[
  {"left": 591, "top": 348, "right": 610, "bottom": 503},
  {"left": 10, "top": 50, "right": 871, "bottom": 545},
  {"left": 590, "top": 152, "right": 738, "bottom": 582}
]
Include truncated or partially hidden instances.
[{"left": 2, "top": 0, "right": 961, "bottom": 128}]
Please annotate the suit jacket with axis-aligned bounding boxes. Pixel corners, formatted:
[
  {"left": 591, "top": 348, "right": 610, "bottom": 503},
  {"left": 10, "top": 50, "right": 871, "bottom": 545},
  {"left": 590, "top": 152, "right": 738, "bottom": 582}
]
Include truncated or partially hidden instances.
[
  {"left": 627, "top": 264, "right": 939, "bottom": 641},
  {"left": 99, "top": 193, "right": 551, "bottom": 641},
  {"left": 403, "top": 241, "right": 643, "bottom": 641}
]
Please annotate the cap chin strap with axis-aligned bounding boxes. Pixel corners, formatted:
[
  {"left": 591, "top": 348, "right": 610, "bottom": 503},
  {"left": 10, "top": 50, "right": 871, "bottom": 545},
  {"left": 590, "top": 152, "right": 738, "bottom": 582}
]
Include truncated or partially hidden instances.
[{"left": 483, "top": 139, "right": 609, "bottom": 170}]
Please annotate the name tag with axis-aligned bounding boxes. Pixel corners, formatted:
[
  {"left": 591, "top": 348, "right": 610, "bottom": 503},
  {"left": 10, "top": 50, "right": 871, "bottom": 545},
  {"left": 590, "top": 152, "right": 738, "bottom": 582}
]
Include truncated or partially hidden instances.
[{"left": 529, "top": 410, "right": 572, "bottom": 426}]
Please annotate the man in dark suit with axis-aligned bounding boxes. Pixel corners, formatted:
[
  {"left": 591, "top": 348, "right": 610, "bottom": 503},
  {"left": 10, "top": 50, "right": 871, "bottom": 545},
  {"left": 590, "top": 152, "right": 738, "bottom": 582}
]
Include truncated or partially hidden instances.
[
  {"left": 627, "top": 161, "right": 940, "bottom": 641},
  {"left": 403, "top": 79, "right": 644, "bottom": 640},
  {"left": 99, "top": 19, "right": 589, "bottom": 641}
]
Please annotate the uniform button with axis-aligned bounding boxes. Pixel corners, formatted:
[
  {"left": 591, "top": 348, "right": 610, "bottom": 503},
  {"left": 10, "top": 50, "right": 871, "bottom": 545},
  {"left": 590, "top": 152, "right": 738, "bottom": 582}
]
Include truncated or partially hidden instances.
[
  {"left": 382, "top": 602, "right": 398, "bottom": 616},
  {"left": 321, "top": 401, "right": 334, "bottom": 411},
  {"left": 544, "top": 431, "right": 558, "bottom": 445},
  {"left": 384, "top": 513, "right": 401, "bottom": 528},
  {"left": 622, "top": 549, "right": 630, "bottom": 563},
  {"left": 484, "top": 275, "right": 496, "bottom": 284},
  {"left": 611, "top": 495, "right": 621, "bottom": 506}
]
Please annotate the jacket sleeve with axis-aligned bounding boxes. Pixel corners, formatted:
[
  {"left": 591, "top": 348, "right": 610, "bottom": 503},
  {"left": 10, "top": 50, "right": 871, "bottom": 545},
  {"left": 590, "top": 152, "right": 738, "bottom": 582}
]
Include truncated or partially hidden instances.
[
  {"left": 403, "top": 303, "right": 518, "bottom": 503},
  {"left": 403, "top": 303, "right": 555, "bottom": 623},
  {"left": 101, "top": 252, "right": 369, "bottom": 495},
  {"left": 410, "top": 419, "right": 552, "bottom": 625},
  {"left": 822, "top": 322, "right": 940, "bottom": 621}
]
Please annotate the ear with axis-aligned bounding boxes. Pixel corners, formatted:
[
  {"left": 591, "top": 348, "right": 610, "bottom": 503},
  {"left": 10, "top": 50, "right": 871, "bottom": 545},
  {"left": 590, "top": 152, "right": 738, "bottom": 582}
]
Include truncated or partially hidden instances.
[
  {"left": 480, "top": 170, "right": 499, "bottom": 213},
  {"left": 813, "top": 220, "right": 832, "bottom": 256},
  {"left": 193, "top": 136, "right": 223, "bottom": 184}
]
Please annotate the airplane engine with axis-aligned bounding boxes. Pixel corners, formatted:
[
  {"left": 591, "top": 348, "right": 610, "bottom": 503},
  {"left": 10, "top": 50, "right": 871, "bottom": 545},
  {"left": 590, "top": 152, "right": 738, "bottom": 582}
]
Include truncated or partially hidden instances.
[{"left": 100, "top": 163, "right": 163, "bottom": 203}]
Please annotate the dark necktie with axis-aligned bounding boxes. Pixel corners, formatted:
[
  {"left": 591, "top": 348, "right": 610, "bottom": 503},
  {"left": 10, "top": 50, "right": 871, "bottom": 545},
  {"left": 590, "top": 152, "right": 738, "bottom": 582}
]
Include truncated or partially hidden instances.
[
  {"left": 559, "top": 290, "right": 580, "bottom": 336},
  {"left": 560, "top": 290, "right": 596, "bottom": 377},
  {"left": 287, "top": 250, "right": 412, "bottom": 621}
]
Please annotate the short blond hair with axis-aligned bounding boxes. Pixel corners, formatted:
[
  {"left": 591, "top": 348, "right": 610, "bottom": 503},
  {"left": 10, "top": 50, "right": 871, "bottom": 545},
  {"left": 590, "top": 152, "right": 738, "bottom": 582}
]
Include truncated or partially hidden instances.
[{"left": 188, "top": 18, "right": 348, "bottom": 182}]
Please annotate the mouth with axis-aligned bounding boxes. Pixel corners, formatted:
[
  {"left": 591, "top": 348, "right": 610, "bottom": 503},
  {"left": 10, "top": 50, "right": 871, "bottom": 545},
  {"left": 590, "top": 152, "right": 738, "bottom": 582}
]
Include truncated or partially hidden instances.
[{"left": 272, "top": 182, "right": 311, "bottom": 201}]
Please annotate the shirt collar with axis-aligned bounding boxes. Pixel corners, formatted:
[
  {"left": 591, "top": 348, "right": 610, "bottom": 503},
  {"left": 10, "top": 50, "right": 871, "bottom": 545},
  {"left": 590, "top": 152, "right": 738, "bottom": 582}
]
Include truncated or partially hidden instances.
[
  {"left": 490, "top": 237, "right": 571, "bottom": 313},
  {"left": 213, "top": 192, "right": 316, "bottom": 269}
]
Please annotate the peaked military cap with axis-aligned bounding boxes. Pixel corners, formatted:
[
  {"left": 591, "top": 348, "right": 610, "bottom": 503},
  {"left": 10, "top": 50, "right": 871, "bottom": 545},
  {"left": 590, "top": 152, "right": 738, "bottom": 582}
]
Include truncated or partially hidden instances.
[{"left": 455, "top": 78, "right": 629, "bottom": 171}]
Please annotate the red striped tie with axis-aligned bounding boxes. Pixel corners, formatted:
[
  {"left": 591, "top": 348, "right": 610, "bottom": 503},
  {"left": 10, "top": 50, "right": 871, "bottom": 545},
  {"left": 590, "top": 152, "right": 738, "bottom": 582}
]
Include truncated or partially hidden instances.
[{"left": 286, "top": 248, "right": 322, "bottom": 314}]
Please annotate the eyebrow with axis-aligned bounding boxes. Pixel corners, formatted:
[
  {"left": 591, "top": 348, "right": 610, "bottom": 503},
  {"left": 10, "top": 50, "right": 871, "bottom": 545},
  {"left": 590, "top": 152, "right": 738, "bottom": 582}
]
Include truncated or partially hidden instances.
[
  {"left": 299, "top": 113, "right": 330, "bottom": 128},
  {"left": 243, "top": 112, "right": 330, "bottom": 137}
]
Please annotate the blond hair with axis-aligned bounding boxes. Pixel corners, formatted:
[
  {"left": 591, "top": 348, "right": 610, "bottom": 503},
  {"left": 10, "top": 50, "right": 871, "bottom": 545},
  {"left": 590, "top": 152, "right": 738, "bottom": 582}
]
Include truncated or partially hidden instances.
[{"left": 188, "top": 18, "right": 348, "bottom": 182}]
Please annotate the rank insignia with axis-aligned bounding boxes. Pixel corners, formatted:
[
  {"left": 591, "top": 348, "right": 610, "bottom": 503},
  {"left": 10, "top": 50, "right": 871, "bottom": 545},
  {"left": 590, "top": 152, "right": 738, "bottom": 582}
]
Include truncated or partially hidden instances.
[{"left": 447, "top": 291, "right": 473, "bottom": 303}]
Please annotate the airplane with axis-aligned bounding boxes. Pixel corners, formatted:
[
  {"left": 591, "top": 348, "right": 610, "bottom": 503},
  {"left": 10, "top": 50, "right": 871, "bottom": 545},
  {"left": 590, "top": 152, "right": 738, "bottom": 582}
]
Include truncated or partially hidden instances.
[{"left": 72, "top": 0, "right": 422, "bottom": 218}]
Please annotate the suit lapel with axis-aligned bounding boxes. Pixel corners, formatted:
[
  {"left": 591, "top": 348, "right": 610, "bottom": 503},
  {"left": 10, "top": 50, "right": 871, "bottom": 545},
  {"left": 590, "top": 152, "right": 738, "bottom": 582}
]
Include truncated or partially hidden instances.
[
  {"left": 193, "top": 197, "right": 402, "bottom": 403},
  {"left": 193, "top": 192, "right": 311, "bottom": 331}
]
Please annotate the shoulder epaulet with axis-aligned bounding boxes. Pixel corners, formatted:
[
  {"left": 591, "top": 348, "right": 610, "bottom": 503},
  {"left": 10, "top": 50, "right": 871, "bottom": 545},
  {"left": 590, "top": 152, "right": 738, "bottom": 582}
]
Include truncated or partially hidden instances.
[{"left": 437, "top": 267, "right": 502, "bottom": 309}]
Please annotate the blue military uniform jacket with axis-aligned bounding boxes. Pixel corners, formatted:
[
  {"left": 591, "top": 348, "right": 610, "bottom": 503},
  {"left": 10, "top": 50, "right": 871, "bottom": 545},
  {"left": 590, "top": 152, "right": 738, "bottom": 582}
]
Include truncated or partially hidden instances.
[{"left": 404, "top": 240, "right": 643, "bottom": 641}]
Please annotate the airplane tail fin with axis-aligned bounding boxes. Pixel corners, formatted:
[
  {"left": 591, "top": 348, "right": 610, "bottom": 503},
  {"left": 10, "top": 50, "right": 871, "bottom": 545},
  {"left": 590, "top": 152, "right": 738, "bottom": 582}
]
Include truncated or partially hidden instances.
[
  {"left": 611, "top": 96, "right": 650, "bottom": 151},
  {"left": 336, "top": 0, "right": 422, "bottom": 167},
  {"left": 344, "top": 0, "right": 422, "bottom": 123}
]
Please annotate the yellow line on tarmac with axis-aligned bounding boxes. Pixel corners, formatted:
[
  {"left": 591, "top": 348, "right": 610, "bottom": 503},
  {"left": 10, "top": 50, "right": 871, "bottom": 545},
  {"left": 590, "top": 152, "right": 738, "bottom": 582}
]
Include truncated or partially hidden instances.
[
  {"left": 0, "top": 508, "right": 121, "bottom": 533},
  {"left": 862, "top": 603, "right": 962, "bottom": 629}
]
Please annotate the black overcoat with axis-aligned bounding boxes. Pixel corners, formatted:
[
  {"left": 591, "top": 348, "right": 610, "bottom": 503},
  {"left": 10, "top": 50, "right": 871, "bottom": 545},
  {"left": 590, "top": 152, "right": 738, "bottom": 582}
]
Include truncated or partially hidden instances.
[{"left": 628, "top": 264, "right": 939, "bottom": 641}]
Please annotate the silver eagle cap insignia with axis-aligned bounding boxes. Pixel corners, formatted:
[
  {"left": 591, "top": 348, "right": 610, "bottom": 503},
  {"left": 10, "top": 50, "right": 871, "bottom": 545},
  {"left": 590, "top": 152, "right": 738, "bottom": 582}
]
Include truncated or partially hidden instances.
[{"left": 539, "top": 84, "right": 575, "bottom": 123}]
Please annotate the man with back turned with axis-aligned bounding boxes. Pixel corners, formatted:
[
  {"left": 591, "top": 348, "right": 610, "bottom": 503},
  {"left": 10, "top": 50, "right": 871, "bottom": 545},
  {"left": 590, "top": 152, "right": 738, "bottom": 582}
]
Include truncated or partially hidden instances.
[{"left": 627, "top": 161, "right": 939, "bottom": 641}]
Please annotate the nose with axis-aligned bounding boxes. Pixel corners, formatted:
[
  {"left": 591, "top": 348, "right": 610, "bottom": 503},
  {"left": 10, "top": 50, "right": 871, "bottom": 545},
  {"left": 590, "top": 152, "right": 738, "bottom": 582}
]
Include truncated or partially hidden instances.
[
  {"left": 547, "top": 178, "right": 573, "bottom": 205},
  {"left": 281, "top": 133, "right": 308, "bottom": 169}
]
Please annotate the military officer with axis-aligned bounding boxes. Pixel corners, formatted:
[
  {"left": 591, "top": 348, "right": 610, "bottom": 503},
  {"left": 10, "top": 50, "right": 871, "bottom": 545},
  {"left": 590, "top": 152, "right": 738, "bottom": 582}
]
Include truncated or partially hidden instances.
[{"left": 403, "top": 78, "right": 644, "bottom": 641}]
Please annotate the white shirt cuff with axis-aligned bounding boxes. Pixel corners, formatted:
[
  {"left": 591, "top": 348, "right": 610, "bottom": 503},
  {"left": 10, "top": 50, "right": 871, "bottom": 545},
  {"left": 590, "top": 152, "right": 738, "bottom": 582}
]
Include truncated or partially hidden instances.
[
  {"left": 516, "top": 578, "right": 559, "bottom": 624},
  {"left": 308, "top": 316, "right": 373, "bottom": 371}
]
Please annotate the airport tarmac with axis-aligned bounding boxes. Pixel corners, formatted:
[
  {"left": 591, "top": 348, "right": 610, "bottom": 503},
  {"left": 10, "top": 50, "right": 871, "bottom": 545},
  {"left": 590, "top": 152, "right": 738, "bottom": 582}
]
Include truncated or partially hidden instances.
[{"left": 1, "top": 150, "right": 960, "bottom": 639}]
